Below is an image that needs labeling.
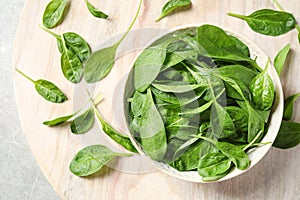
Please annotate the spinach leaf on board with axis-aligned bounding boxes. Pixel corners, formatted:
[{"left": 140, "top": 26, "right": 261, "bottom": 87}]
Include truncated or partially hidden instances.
[
  {"left": 94, "top": 108, "right": 138, "bottom": 153},
  {"left": 228, "top": 9, "right": 296, "bottom": 36},
  {"left": 274, "top": 44, "right": 290, "bottom": 76},
  {"left": 16, "top": 69, "right": 67, "bottom": 103},
  {"left": 249, "top": 60, "right": 275, "bottom": 111},
  {"left": 42, "top": 0, "right": 68, "bottom": 29},
  {"left": 138, "top": 89, "right": 167, "bottom": 160},
  {"left": 43, "top": 114, "right": 75, "bottom": 126},
  {"left": 61, "top": 35, "right": 83, "bottom": 83},
  {"left": 69, "top": 145, "right": 132, "bottom": 177},
  {"left": 71, "top": 108, "right": 94, "bottom": 134},
  {"left": 156, "top": 0, "right": 192, "bottom": 22},
  {"left": 85, "top": 0, "right": 108, "bottom": 19},
  {"left": 84, "top": 0, "right": 142, "bottom": 83},
  {"left": 41, "top": 26, "right": 91, "bottom": 63},
  {"left": 273, "top": 121, "right": 300, "bottom": 149},
  {"left": 283, "top": 93, "right": 300, "bottom": 120}
]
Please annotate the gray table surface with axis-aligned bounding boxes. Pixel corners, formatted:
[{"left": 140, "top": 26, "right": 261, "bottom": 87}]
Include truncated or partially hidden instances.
[{"left": 0, "top": 0, "right": 58, "bottom": 199}]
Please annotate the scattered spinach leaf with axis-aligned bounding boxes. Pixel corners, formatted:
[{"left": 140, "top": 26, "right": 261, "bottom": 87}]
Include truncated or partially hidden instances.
[
  {"left": 156, "top": 0, "right": 192, "bottom": 22},
  {"left": 71, "top": 108, "right": 94, "bottom": 134},
  {"left": 273, "top": 121, "right": 300, "bottom": 149},
  {"left": 283, "top": 93, "right": 300, "bottom": 120},
  {"left": 274, "top": 44, "right": 290, "bottom": 76},
  {"left": 85, "top": 0, "right": 108, "bottom": 19},
  {"left": 42, "top": 0, "right": 68, "bottom": 29}
]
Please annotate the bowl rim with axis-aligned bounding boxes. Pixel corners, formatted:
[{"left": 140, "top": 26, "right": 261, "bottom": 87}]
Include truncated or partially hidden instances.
[{"left": 123, "top": 23, "right": 284, "bottom": 183}]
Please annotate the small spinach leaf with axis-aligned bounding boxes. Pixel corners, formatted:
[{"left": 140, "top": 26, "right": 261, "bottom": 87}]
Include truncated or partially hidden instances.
[
  {"left": 42, "top": 0, "right": 68, "bottom": 29},
  {"left": 16, "top": 69, "right": 67, "bottom": 103},
  {"left": 43, "top": 114, "right": 74, "bottom": 126},
  {"left": 85, "top": 0, "right": 108, "bottom": 19},
  {"left": 69, "top": 145, "right": 132, "bottom": 177},
  {"left": 71, "top": 108, "right": 94, "bottom": 134},
  {"left": 283, "top": 92, "right": 300, "bottom": 120},
  {"left": 156, "top": 0, "right": 192, "bottom": 22},
  {"left": 274, "top": 44, "right": 290, "bottom": 76}
]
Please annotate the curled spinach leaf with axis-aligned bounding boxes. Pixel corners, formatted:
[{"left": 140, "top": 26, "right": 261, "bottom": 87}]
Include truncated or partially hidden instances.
[
  {"left": 156, "top": 0, "right": 192, "bottom": 22},
  {"left": 283, "top": 93, "right": 300, "bottom": 120},
  {"left": 43, "top": 114, "right": 74, "bottom": 126},
  {"left": 85, "top": 0, "right": 108, "bottom": 19},
  {"left": 274, "top": 44, "right": 290, "bottom": 76},
  {"left": 69, "top": 145, "right": 132, "bottom": 177}
]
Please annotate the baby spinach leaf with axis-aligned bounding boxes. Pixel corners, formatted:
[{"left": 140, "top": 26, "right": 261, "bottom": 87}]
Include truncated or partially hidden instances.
[
  {"left": 249, "top": 60, "right": 275, "bottom": 111},
  {"left": 198, "top": 151, "right": 232, "bottom": 178},
  {"left": 273, "top": 121, "right": 300, "bottom": 149},
  {"left": 41, "top": 26, "right": 91, "bottom": 63},
  {"left": 229, "top": 35, "right": 250, "bottom": 57},
  {"left": 139, "top": 89, "right": 167, "bottom": 160},
  {"left": 228, "top": 9, "right": 296, "bottom": 36},
  {"left": 84, "top": 0, "right": 142, "bottom": 83},
  {"left": 151, "top": 86, "right": 180, "bottom": 105},
  {"left": 196, "top": 25, "right": 260, "bottom": 70},
  {"left": 179, "top": 100, "right": 212, "bottom": 115},
  {"left": 69, "top": 145, "right": 132, "bottom": 177},
  {"left": 274, "top": 44, "right": 290, "bottom": 76},
  {"left": 43, "top": 114, "right": 74, "bottom": 126},
  {"left": 156, "top": 0, "right": 192, "bottom": 22},
  {"left": 92, "top": 104, "right": 138, "bottom": 153},
  {"left": 71, "top": 108, "right": 94, "bottom": 134},
  {"left": 61, "top": 36, "right": 83, "bottom": 83},
  {"left": 16, "top": 69, "right": 67, "bottom": 103},
  {"left": 42, "top": 0, "right": 68, "bottom": 29},
  {"left": 226, "top": 106, "right": 248, "bottom": 134},
  {"left": 296, "top": 25, "right": 300, "bottom": 43},
  {"left": 85, "top": 0, "right": 108, "bottom": 19},
  {"left": 216, "top": 142, "right": 250, "bottom": 170},
  {"left": 283, "top": 92, "right": 300, "bottom": 120},
  {"left": 152, "top": 81, "right": 205, "bottom": 93},
  {"left": 130, "top": 91, "right": 147, "bottom": 116},
  {"left": 246, "top": 104, "right": 265, "bottom": 143}
]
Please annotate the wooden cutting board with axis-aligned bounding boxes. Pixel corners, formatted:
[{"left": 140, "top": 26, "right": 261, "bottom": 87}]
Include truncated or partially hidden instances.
[{"left": 13, "top": 0, "right": 300, "bottom": 199}]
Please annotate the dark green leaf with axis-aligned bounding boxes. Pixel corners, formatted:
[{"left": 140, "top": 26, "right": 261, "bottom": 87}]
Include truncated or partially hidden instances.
[
  {"left": 246, "top": 104, "right": 265, "bottom": 143},
  {"left": 198, "top": 152, "right": 232, "bottom": 178},
  {"left": 273, "top": 121, "right": 300, "bottom": 149},
  {"left": 226, "top": 106, "right": 248, "bottom": 134},
  {"left": 274, "top": 44, "right": 290, "bottom": 76},
  {"left": 283, "top": 93, "right": 300, "bottom": 120},
  {"left": 85, "top": 0, "right": 108, "bottom": 19},
  {"left": 139, "top": 89, "right": 167, "bottom": 160},
  {"left": 249, "top": 62, "right": 275, "bottom": 110},
  {"left": 228, "top": 9, "right": 296, "bottom": 36},
  {"left": 95, "top": 110, "right": 138, "bottom": 153},
  {"left": 229, "top": 35, "right": 250, "bottom": 57},
  {"left": 69, "top": 145, "right": 132, "bottom": 177},
  {"left": 71, "top": 108, "right": 94, "bottom": 134},
  {"left": 42, "top": 0, "right": 68, "bottom": 29},
  {"left": 216, "top": 142, "right": 250, "bottom": 170},
  {"left": 61, "top": 48, "right": 83, "bottom": 83},
  {"left": 156, "top": 0, "right": 192, "bottom": 22}
]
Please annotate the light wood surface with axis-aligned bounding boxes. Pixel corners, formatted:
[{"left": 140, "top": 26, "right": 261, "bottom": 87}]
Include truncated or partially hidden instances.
[{"left": 13, "top": 0, "right": 300, "bottom": 199}]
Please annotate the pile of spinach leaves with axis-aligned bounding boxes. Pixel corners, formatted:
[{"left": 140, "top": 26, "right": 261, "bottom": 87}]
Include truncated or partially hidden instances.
[{"left": 126, "top": 24, "right": 275, "bottom": 181}]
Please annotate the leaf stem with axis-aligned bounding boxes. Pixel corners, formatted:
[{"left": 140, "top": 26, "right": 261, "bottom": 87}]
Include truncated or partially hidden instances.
[
  {"left": 15, "top": 68, "right": 35, "bottom": 84},
  {"left": 116, "top": 0, "right": 143, "bottom": 46},
  {"left": 227, "top": 12, "right": 247, "bottom": 20},
  {"left": 193, "top": 135, "right": 216, "bottom": 145},
  {"left": 39, "top": 24, "right": 61, "bottom": 39},
  {"left": 272, "top": 0, "right": 284, "bottom": 12},
  {"left": 243, "top": 130, "right": 263, "bottom": 151}
]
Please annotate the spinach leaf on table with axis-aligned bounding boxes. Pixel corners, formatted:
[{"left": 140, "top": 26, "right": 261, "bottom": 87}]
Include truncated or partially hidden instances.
[
  {"left": 84, "top": 0, "right": 142, "bottom": 83},
  {"left": 273, "top": 121, "right": 300, "bottom": 149},
  {"left": 43, "top": 114, "right": 74, "bottom": 126},
  {"left": 283, "top": 93, "right": 300, "bottom": 120},
  {"left": 274, "top": 44, "right": 290, "bottom": 76},
  {"left": 228, "top": 9, "right": 296, "bottom": 36},
  {"left": 43, "top": 0, "right": 68, "bottom": 29},
  {"left": 69, "top": 145, "right": 132, "bottom": 177},
  {"left": 156, "top": 0, "right": 192, "bottom": 22},
  {"left": 85, "top": 0, "right": 108, "bottom": 19},
  {"left": 16, "top": 69, "right": 67, "bottom": 103}
]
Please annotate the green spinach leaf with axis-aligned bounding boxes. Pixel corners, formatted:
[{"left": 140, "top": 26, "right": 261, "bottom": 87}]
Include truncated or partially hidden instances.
[
  {"left": 42, "top": 0, "right": 68, "bottom": 29},
  {"left": 156, "top": 0, "right": 192, "bottom": 22},
  {"left": 85, "top": 0, "right": 108, "bottom": 19},
  {"left": 273, "top": 121, "right": 300, "bottom": 149},
  {"left": 283, "top": 93, "right": 300, "bottom": 120},
  {"left": 71, "top": 108, "right": 94, "bottom": 134},
  {"left": 274, "top": 44, "right": 290, "bottom": 76}
]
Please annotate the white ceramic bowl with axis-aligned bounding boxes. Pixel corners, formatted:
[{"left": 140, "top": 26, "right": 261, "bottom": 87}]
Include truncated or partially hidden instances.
[{"left": 123, "top": 24, "right": 284, "bottom": 183}]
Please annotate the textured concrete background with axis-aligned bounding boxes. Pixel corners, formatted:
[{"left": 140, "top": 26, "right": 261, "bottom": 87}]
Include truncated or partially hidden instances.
[{"left": 0, "top": 0, "right": 59, "bottom": 199}]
